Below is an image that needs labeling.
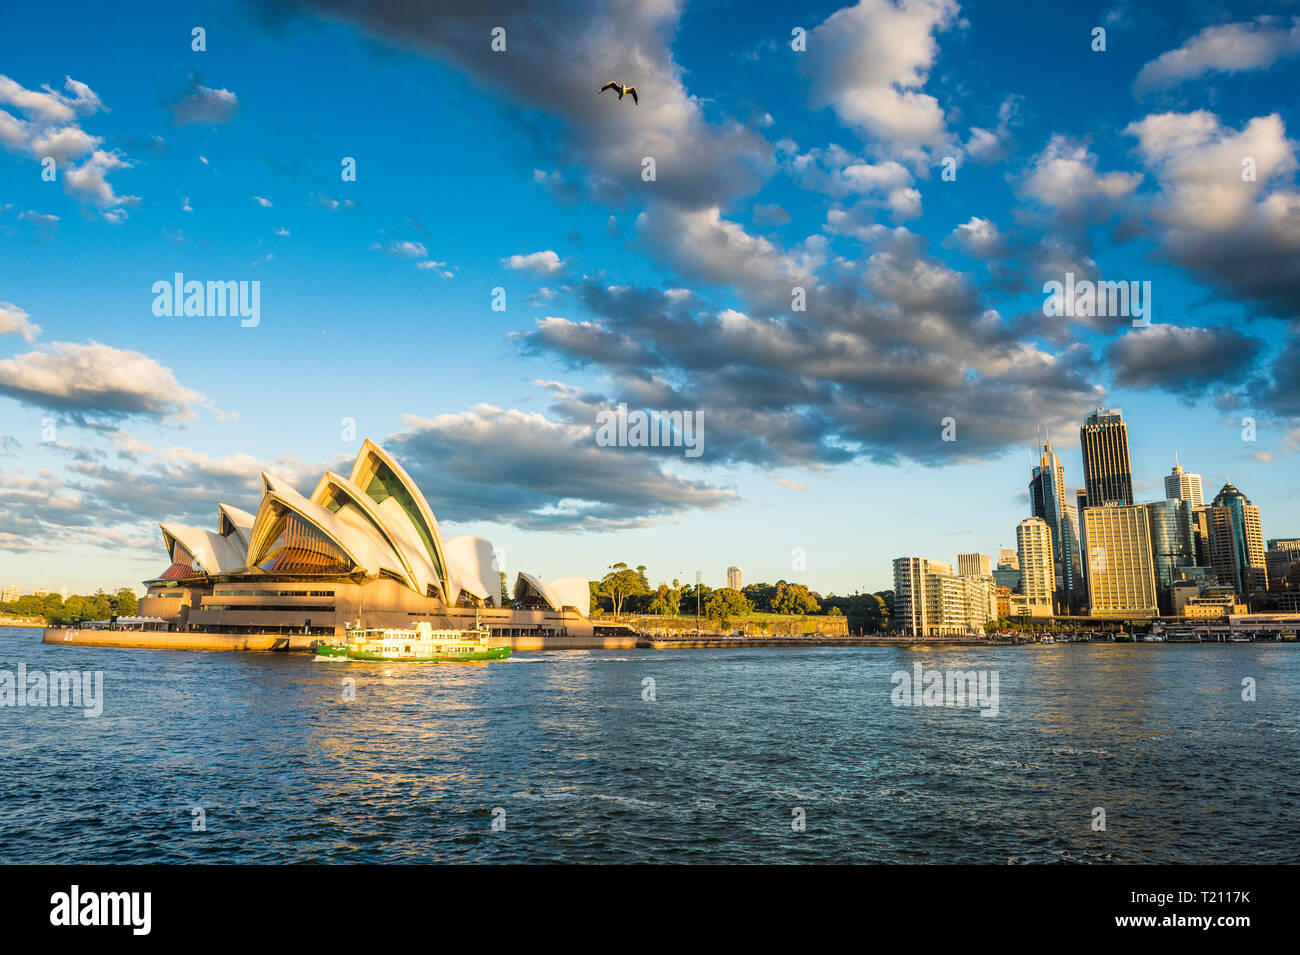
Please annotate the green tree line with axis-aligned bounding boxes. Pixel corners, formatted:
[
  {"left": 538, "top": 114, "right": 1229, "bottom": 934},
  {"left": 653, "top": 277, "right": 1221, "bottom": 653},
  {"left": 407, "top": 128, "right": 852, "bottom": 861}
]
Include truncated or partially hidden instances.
[
  {"left": 1, "top": 589, "right": 139, "bottom": 625},
  {"left": 588, "top": 563, "right": 893, "bottom": 624}
]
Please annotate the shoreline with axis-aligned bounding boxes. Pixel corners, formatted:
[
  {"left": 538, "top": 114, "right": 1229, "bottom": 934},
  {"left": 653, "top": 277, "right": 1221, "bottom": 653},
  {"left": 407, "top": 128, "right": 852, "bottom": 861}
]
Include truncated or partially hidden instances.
[{"left": 30, "top": 627, "right": 1295, "bottom": 653}]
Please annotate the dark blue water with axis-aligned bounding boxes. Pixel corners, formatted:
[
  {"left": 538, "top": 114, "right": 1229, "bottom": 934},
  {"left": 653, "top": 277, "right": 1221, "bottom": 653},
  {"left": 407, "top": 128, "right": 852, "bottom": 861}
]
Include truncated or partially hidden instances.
[{"left": 2, "top": 626, "right": 1297, "bottom": 863}]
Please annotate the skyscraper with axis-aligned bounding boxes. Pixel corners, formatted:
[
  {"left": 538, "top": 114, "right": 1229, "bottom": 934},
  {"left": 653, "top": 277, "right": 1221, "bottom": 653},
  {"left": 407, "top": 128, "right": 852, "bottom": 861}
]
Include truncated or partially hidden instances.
[
  {"left": 1029, "top": 431, "right": 1081, "bottom": 610},
  {"left": 1208, "top": 482, "right": 1267, "bottom": 595},
  {"left": 1080, "top": 408, "right": 1134, "bottom": 507},
  {"left": 957, "top": 552, "right": 992, "bottom": 576},
  {"left": 726, "top": 566, "right": 743, "bottom": 591},
  {"left": 1164, "top": 453, "right": 1205, "bottom": 507},
  {"left": 1075, "top": 487, "right": 1091, "bottom": 600},
  {"left": 997, "top": 548, "right": 1019, "bottom": 571},
  {"left": 1083, "top": 504, "right": 1159, "bottom": 618},
  {"left": 1016, "top": 517, "right": 1055, "bottom": 616},
  {"left": 1144, "top": 499, "right": 1196, "bottom": 613}
]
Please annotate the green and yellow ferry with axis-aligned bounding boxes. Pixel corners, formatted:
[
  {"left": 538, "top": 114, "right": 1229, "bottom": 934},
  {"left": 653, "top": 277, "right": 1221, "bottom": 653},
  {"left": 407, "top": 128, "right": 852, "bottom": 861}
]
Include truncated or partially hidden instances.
[{"left": 314, "top": 620, "right": 510, "bottom": 663}]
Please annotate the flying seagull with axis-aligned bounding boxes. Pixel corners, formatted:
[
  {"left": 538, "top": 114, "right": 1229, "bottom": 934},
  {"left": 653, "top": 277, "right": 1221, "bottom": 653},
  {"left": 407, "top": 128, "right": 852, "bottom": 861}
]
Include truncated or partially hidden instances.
[{"left": 598, "top": 81, "right": 638, "bottom": 105}]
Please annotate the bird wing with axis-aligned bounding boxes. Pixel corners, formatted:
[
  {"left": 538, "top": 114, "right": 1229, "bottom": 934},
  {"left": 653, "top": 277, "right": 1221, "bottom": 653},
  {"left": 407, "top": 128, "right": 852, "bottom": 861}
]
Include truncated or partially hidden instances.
[
  {"left": 598, "top": 81, "right": 619, "bottom": 94},
  {"left": 627, "top": 86, "right": 638, "bottom": 104}
]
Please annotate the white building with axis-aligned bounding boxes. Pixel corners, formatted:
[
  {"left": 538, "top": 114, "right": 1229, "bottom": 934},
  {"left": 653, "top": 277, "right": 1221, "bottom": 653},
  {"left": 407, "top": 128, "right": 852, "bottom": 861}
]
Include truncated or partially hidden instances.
[
  {"left": 1016, "top": 517, "right": 1055, "bottom": 617},
  {"left": 1164, "top": 454, "right": 1205, "bottom": 507},
  {"left": 726, "top": 566, "right": 742, "bottom": 591},
  {"left": 893, "top": 557, "right": 996, "bottom": 635},
  {"left": 957, "top": 552, "right": 992, "bottom": 576}
]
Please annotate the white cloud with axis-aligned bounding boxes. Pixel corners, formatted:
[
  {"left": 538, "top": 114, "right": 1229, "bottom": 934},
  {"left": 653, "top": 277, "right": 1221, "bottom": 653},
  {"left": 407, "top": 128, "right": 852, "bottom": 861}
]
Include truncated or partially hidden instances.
[
  {"left": 0, "top": 74, "right": 134, "bottom": 220},
  {"left": 62, "top": 149, "right": 140, "bottom": 220},
  {"left": 374, "top": 239, "right": 427, "bottom": 259},
  {"left": 1020, "top": 135, "right": 1142, "bottom": 211},
  {"left": 1125, "top": 110, "right": 1300, "bottom": 316},
  {"left": 503, "top": 250, "right": 564, "bottom": 276},
  {"left": 0, "top": 302, "right": 41, "bottom": 342},
  {"left": 1134, "top": 16, "right": 1300, "bottom": 94},
  {"left": 801, "top": 0, "right": 960, "bottom": 163},
  {"left": 0, "top": 74, "right": 102, "bottom": 126},
  {"left": 0, "top": 341, "right": 208, "bottom": 423},
  {"left": 947, "top": 216, "right": 1006, "bottom": 258},
  {"left": 168, "top": 79, "right": 238, "bottom": 126},
  {"left": 637, "top": 205, "right": 824, "bottom": 305}
]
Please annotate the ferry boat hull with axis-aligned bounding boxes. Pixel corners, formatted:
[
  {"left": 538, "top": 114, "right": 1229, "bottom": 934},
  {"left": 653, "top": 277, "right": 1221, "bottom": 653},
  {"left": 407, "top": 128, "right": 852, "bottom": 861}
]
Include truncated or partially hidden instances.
[
  {"left": 313, "top": 620, "right": 511, "bottom": 663},
  {"left": 315, "top": 643, "right": 510, "bottom": 663}
]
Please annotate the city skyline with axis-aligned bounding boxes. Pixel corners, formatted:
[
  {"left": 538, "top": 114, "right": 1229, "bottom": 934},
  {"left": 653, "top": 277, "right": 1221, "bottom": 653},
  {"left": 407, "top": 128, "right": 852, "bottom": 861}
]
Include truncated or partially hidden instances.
[{"left": 3, "top": 1, "right": 1300, "bottom": 597}]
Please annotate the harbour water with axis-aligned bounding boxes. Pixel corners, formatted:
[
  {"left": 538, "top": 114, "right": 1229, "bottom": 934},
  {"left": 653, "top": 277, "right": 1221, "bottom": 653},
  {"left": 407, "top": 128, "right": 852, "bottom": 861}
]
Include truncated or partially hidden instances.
[{"left": 2, "top": 626, "right": 1297, "bottom": 864}]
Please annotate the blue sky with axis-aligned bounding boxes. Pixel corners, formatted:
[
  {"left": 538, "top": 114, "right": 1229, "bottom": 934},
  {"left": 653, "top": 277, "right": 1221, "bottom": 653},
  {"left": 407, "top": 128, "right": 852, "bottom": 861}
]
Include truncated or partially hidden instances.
[{"left": 2, "top": 0, "right": 1299, "bottom": 596}]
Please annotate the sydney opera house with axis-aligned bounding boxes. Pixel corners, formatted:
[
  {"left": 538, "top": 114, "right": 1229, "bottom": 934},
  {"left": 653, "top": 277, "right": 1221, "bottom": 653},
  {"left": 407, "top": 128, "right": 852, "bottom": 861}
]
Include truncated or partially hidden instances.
[{"left": 137, "top": 439, "right": 596, "bottom": 642}]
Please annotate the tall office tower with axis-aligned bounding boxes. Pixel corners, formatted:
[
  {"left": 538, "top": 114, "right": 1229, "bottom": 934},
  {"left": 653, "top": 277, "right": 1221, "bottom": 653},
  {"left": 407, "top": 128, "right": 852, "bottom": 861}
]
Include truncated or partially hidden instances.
[
  {"left": 1075, "top": 487, "right": 1091, "bottom": 600},
  {"left": 1144, "top": 499, "right": 1195, "bottom": 613},
  {"left": 726, "top": 566, "right": 743, "bottom": 591},
  {"left": 1164, "top": 453, "right": 1205, "bottom": 507},
  {"left": 1208, "top": 482, "right": 1268, "bottom": 595},
  {"left": 1063, "top": 502, "right": 1081, "bottom": 572},
  {"left": 1029, "top": 432, "right": 1080, "bottom": 610},
  {"left": 1082, "top": 504, "right": 1160, "bottom": 618},
  {"left": 997, "top": 548, "right": 1019, "bottom": 571},
  {"left": 957, "top": 552, "right": 992, "bottom": 576},
  {"left": 1080, "top": 408, "right": 1134, "bottom": 507}
]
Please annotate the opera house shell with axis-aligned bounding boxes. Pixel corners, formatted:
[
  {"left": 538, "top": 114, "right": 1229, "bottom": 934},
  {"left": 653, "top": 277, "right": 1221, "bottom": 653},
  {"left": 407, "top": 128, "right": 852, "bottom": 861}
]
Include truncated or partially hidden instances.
[{"left": 139, "top": 439, "right": 595, "bottom": 641}]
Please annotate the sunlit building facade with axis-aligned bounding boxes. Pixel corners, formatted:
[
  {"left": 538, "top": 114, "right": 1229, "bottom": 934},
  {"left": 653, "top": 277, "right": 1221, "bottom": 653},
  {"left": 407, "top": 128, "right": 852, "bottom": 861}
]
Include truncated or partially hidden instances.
[
  {"left": 1016, "top": 517, "right": 1055, "bottom": 616},
  {"left": 892, "top": 557, "right": 996, "bottom": 635},
  {"left": 1083, "top": 504, "right": 1159, "bottom": 618},
  {"left": 1164, "top": 455, "right": 1205, "bottom": 507},
  {"left": 1080, "top": 408, "right": 1134, "bottom": 507},
  {"left": 1208, "top": 482, "right": 1268, "bottom": 597}
]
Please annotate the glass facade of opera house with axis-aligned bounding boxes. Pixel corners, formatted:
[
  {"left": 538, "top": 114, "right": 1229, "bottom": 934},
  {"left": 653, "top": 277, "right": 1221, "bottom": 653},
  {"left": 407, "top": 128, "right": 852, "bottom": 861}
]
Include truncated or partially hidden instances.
[{"left": 137, "top": 440, "right": 595, "bottom": 641}]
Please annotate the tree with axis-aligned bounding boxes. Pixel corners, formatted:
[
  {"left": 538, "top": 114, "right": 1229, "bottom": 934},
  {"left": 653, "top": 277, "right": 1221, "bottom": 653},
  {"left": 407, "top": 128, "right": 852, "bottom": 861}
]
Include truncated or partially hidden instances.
[
  {"left": 771, "top": 581, "right": 819, "bottom": 615},
  {"left": 742, "top": 582, "right": 776, "bottom": 612},
  {"left": 705, "top": 587, "right": 750, "bottom": 628},
  {"left": 113, "top": 587, "right": 138, "bottom": 617},
  {"left": 647, "top": 583, "right": 680, "bottom": 616},
  {"left": 595, "top": 562, "right": 651, "bottom": 619}
]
